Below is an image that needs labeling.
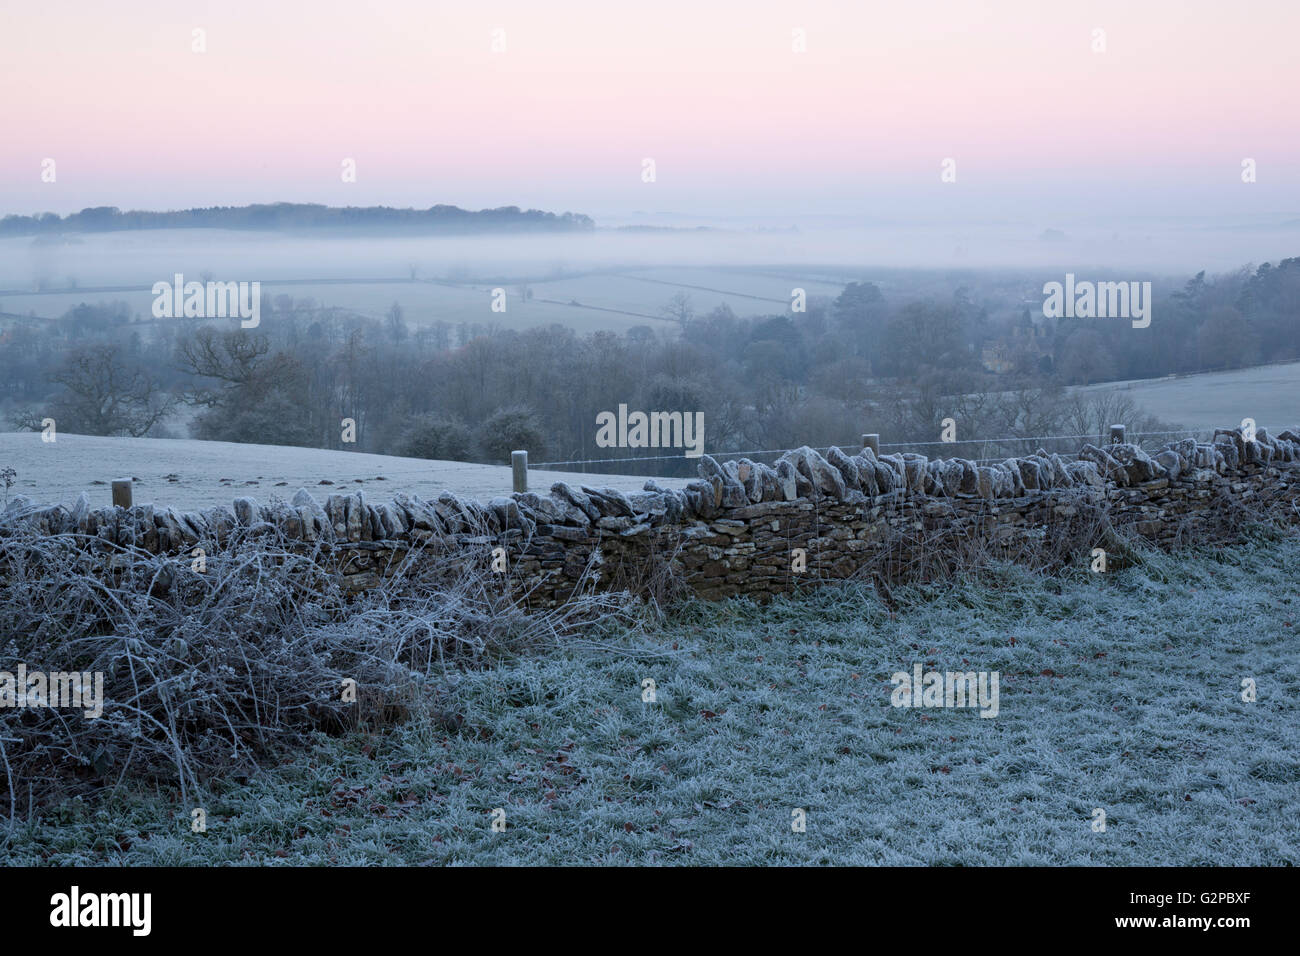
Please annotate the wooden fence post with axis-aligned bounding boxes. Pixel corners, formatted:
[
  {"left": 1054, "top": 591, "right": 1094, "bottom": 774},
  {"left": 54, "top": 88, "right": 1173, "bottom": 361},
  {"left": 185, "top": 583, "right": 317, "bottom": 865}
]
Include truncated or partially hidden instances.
[
  {"left": 111, "top": 479, "right": 133, "bottom": 509},
  {"left": 1110, "top": 424, "right": 1126, "bottom": 445},
  {"left": 512, "top": 450, "right": 528, "bottom": 494},
  {"left": 862, "top": 433, "right": 880, "bottom": 455}
]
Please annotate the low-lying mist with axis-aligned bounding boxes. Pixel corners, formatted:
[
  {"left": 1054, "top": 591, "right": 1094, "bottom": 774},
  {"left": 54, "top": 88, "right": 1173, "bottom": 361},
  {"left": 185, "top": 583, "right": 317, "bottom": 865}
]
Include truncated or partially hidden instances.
[{"left": 2, "top": 217, "right": 1297, "bottom": 294}]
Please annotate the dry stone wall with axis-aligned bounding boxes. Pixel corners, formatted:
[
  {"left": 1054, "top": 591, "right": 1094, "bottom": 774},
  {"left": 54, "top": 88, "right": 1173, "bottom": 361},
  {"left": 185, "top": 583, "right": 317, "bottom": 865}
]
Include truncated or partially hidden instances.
[{"left": 5, "top": 426, "right": 1300, "bottom": 606}]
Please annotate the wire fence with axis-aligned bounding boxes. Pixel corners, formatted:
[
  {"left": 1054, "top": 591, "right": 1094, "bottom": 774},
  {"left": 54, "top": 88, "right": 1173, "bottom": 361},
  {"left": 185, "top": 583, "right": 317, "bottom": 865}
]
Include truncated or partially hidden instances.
[{"left": 527, "top": 425, "right": 1284, "bottom": 479}]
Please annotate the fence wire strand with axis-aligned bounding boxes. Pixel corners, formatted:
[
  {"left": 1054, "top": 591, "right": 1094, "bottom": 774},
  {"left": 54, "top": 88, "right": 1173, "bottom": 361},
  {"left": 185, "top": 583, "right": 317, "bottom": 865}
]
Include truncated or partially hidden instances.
[{"left": 526, "top": 426, "right": 1275, "bottom": 471}]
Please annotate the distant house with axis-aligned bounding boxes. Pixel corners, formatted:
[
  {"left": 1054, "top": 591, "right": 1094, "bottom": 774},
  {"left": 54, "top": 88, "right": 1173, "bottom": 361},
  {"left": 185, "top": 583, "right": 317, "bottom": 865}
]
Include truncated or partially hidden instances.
[
  {"left": 981, "top": 342, "right": 1015, "bottom": 374},
  {"left": 981, "top": 316, "right": 1052, "bottom": 374}
]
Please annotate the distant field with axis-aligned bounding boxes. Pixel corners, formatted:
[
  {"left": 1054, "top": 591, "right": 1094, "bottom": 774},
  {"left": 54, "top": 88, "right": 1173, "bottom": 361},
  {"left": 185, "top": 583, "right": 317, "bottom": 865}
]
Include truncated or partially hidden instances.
[
  {"left": 0, "top": 266, "right": 827, "bottom": 334},
  {"left": 528, "top": 269, "right": 844, "bottom": 319},
  {"left": 0, "top": 228, "right": 849, "bottom": 332},
  {"left": 1074, "top": 362, "right": 1300, "bottom": 432},
  {"left": 0, "top": 280, "right": 663, "bottom": 335},
  {"left": 0, "top": 433, "right": 676, "bottom": 510}
]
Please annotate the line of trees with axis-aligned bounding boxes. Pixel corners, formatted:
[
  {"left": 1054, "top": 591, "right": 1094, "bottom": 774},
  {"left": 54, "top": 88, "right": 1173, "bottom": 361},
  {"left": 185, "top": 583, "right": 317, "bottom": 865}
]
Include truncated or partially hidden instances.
[
  {"left": 0, "top": 203, "right": 596, "bottom": 236},
  {"left": 3, "top": 257, "right": 1295, "bottom": 475}
]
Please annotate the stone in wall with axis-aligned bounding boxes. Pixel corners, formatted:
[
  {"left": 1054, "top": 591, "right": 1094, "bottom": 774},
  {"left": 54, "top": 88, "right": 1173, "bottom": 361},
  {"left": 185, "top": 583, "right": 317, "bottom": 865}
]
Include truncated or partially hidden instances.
[{"left": 780, "top": 447, "right": 847, "bottom": 501}]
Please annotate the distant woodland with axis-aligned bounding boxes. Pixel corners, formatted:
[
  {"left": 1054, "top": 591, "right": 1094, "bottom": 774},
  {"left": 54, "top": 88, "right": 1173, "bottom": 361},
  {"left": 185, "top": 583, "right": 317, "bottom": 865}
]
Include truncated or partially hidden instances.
[{"left": 0, "top": 203, "right": 596, "bottom": 236}]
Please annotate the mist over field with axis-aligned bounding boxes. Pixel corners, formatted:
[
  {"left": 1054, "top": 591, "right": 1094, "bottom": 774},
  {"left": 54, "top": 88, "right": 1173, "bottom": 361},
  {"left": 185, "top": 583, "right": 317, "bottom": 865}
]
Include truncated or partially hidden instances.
[{"left": 3, "top": 216, "right": 1299, "bottom": 295}]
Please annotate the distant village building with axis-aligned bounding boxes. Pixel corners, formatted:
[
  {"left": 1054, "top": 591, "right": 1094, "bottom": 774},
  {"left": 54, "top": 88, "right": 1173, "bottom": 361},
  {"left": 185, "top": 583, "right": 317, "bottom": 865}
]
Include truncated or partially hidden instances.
[
  {"left": 980, "top": 342, "right": 1015, "bottom": 374},
  {"left": 981, "top": 312, "right": 1053, "bottom": 374}
]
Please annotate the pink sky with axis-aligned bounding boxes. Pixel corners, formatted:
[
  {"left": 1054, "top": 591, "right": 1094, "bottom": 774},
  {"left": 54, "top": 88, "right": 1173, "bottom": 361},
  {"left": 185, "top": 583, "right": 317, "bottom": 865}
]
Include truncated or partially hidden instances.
[{"left": 1, "top": 0, "right": 1297, "bottom": 221}]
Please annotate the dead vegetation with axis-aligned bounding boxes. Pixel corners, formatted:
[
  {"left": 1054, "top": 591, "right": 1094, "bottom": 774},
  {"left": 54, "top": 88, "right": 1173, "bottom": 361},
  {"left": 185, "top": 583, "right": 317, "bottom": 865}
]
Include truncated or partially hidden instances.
[{"left": 0, "top": 524, "right": 630, "bottom": 821}]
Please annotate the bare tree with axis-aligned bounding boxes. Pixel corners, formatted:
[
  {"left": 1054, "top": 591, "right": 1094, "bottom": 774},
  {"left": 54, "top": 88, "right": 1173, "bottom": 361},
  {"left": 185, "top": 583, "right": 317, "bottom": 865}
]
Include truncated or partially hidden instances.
[
  {"left": 660, "top": 292, "right": 694, "bottom": 329},
  {"left": 44, "top": 344, "right": 174, "bottom": 437},
  {"left": 175, "top": 327, "right": 274, "bottom": 407}
]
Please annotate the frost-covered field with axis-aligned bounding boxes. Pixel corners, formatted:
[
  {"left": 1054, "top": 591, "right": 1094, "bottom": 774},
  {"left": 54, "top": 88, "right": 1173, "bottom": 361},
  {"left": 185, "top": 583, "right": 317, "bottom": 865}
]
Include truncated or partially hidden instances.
[
  {"left": 0, "top": 282, "right": 664, "bottom": 335},
  {"left": 0, "top": 228, "right": 851, "bottom": 330},
  {"left": 1073, "top": 361, "right": 1300, "bottom": 433},
  {"left": 525, "top": 269, "right": 845, "bottom": 318},
  {"left": 0, "top": 433, "right": 673, "bottom": 510},
  {"left": 7, "top": 534, "right": 1297, "bottom": 866}
]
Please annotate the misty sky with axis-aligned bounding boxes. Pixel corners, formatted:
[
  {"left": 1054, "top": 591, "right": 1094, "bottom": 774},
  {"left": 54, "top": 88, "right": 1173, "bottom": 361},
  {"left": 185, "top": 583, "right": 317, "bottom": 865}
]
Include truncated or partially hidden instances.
[{"left": 1, "top": 0, "right": 1298, "bottom": 228}]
